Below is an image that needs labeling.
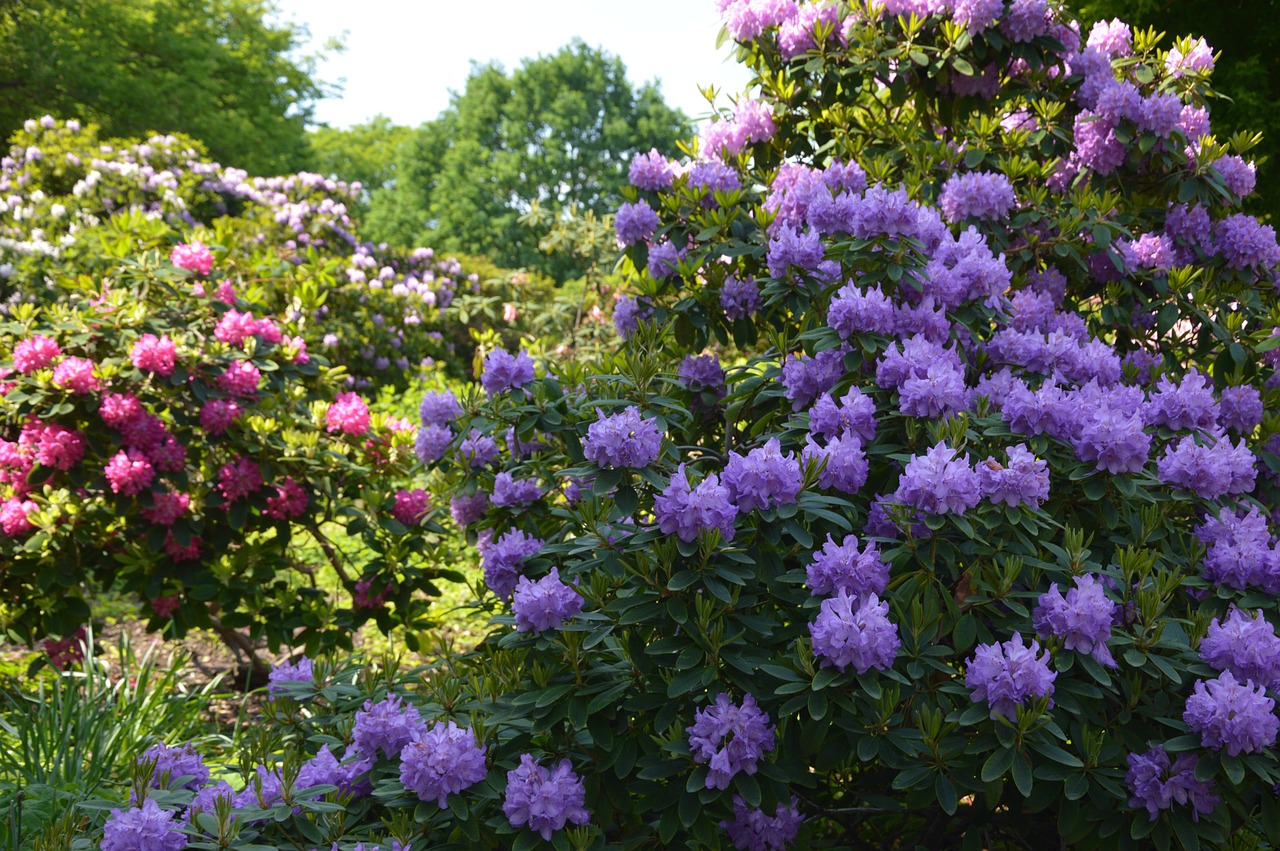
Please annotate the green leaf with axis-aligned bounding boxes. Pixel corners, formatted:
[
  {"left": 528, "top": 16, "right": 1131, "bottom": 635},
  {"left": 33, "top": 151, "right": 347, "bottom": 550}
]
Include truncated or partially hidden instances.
[
  {"left": 1011, "top": 753, "right": 1033, "bottom": 797},
  {"left": 981, "top": 747, "right": 1015, "bottom": 782}
]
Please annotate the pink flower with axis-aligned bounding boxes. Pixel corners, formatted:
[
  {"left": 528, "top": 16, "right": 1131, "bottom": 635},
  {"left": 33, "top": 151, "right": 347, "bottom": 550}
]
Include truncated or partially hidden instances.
[
  {"left": 164, "top": 533, "right": 201, "bottom": 562},
  {"left": 170, "top": 242, "right": 213, "bottom": 275},
  {"left": 13, "top": 335, "right": 61, "bottom": 373},
  {"left": 264, "top": 477, "right": 308, "bottom": 520},
  {"left": 326, "top": 392, "right": 370, "bottom": 435},
  {"left": 354, "top": 579, "right": 393, "bottom": 609},
  {"left": 217, "top": 456, "right": 263, "bottom": 502},
  {"left": 284, "top": 336, "right": 309, "bottom": 364},
  {"left": 51, "top": 357, "right": 100, "bottom": 394},
  {"left": 214, "top": 310, "right": 261, "bottom": 346},
  {"left": 101, "top": 393, "right": 144, "bottom": 428},
  {"left": 0, "top": 498, "right": 37, "bottom": 536},
  {"left": 392, "top": 489, "right": 430, "bottom": 525},
  {"left": 200, "top": 399, "right": 241, "bottom": 434},
  {"left": 21, "top": 421, "right": 85, "bottom": 471},
  {"left": 215, "top": 281, "right": 237, "bottom": 303},
  {"left": 130, "top": 334, "right": 177, "bottom": 376},
  {"left": 141, "top": 490, "right": 190, "bottom": 526},
  {"left": 104, "top": 449, "right": 155, "bottom": 496},
  {"left": 150, "top": 595, "right": 182, "bottom": 618},
  {"left": 503, "top": 303, "right": 520, "bottom": 323},
  {"left": 217, "top": 361, "right": 261, "bottom": 397}
]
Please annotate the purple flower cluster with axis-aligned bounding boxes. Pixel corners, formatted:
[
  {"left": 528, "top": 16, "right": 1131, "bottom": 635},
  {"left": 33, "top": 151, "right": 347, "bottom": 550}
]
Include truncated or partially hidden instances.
[
  {"left": 267, "top": 656, "right": 314, "bottom": 697},
  {"left": 398, "top": 720, "right": 488, "bottom": 807},
  {"left": 629, "top": 149, "right": 674, "bottom": 190},
  {"left": 139, "top": 742, "right": 208, "bottom": 791},
  {"left": 978, "top": 444, "right": 1049, "bottom": 508},
  {"left": 583, "top": 406, "right": 664, "bottom": 469},
  {"left": 780, "top": 347, "right": 848, "bottom": 410},
  {"left": 503, "top": 755, "right": 590, "bottom": 840},
  {"left": 723, "top": 438, "right": 803, "bottom": 512},
  {"left": 721, "top": 796, "right": 804, "bottom": 851},
  {"left": 965, "top": 633, "right": 1057, "bottom": 721},
  {"left": 1183, "top": 672, "right": 1278, "bottom": 756},
  {"left": 481, "top": 348, "right": 535, "bottom": 395},
  {"left": 655, "top": 465, "right": 738, "bottom": 543},
  {"left": 297, "top": 744, "right": 372, "bottom": 798},
  {"left": 721, "top": 275, "right": 762, "bottom": 319},
  {"left": 801, "top": 433, "right": 868, "bottom": 494},
  {"left": 1143, "top": 370, "right": 1217, "bottom": 431},
  {"left": 491, "top": 472, "right": 543, "bottom": 508},
  {"left": 512, "top": 568, "right": 583, "bottom": 634},
  {"left": 938, "top": 171, "right": 1016, "bottom": 222},
  {"left": 892, "top": 443, "right": 983, "bottom": 516},
  {"left": 1032, "top": 574, "right": 1117, "bottom": 667},
  {"left": 458, "top": 429, "right": 499, "bottom": 469},
  {"left": 1156, "top": 432, "right": 1255, "bottom": 500},
  {"left": 1200, "top": 608, "right": 1280, "bottom": 691},
  {"left": 687, "top": 693, "right": 776, "bottom": 790},
  {"left": 808, "top": 388, "right": 877, "bottom": 444},
  {"left": 806, "top": 534, "right": 890, "bottom": 599},
  {"left": 352, "top": 693, "right": 427, "bottom": 759},
  {"left": 450, "top": 491, "right": 489, "bottom": 527},
  {"left": 810, "top": 591, "right": 900, "bottom": 674},
  {"left": 102, "top": 798, "right": 186, "bottom": 851},
  {"left": 1126, "top": 745, "right": 1218, "bottom": 821},
  {"left": 615, "top": 200, "right": 660, "bottom": 246},
  {"left": 1197, "top": 506, "right": 1280, "bottom": 592},
  {"left": 483, "top": 528, "right": 544, "bottom": 599}
]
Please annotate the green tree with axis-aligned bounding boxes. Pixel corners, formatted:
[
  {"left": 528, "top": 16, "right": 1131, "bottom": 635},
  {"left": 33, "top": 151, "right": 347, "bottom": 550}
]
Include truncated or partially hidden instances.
[
  {"left": 366, "top": 40, "right": 691, "bottom": 279},
  {"left": 307, "top": 115, "right": 412, "bottom": 218},
  {"left": 0, "top": 0, "right": 332, "bottom": 175},
  {"left": 1080, "top": 0, "right": 1280, "bottom": 219}
]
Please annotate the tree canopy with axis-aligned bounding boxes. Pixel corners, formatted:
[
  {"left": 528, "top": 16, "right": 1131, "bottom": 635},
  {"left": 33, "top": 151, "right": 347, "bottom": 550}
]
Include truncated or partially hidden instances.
[
  {"left": 0, "top": 0, "right": 329, "bottom": 175},
  {"left": 364, "top": 40, "right": 692, "bottom": 278}
]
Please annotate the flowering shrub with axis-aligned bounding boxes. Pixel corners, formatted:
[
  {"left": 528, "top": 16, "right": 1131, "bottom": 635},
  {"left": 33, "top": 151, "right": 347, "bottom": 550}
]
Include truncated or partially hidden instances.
[
  {"left": 384, "top": 0, "right": 1280, "bottom": 847},
  {"left": 0, "top": 252, "right": 460, "bottom": 657}
]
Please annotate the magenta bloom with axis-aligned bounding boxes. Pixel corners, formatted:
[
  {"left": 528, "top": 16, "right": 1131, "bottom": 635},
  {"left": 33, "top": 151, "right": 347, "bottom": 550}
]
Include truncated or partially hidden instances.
[
  {"left": 104, "top": 450, "right": 155, "bottom": 496},
  {"left": 170, "top": 241, "right": 213, "bottom": 275},
  {"left": 12, "top": 335, "right": 61, "bottom": 373},
  {"left": 264, "top": 478, "right": 308, "bottom": 520},
  {"left": 200, "top": 399, "right": 241, "bottom": 434},
  {"left": 217, "top": 456, "right": 263, "bottom": 502},
  {"left": 399, "top": 720, "right": 488, "bottom": 807},
  {"left": 51, "top": 357, "right": 100, "bottom": 394},
  {"left": 687, "top": 692, "right": 775, "bottom": 790},
  {"left": 503, "top": 754, "right": 590, "bottom": 840},
  {"left": 130, "top": 334, "right": 177, "bottom": 376},
  {"left": 22, "top": 421, "right": 85, "bottom": 471},
  {"left": 392, "top": 488, "right": 430, "bottom": 525},
  {"left": 141, "top": 490, "right": 190, "bottom": 526},
  {"left": 326, "top": 392, "right": 371, "bottom": 435},
  {"left": 0, "top": 498, "right": 37, "bottom": 537},
  {"left": 216, "top": 360, "right": 261, "bottom": 397}
]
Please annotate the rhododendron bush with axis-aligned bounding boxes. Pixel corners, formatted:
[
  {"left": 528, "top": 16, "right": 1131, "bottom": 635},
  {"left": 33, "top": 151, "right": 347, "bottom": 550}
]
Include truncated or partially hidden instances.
[
  {"left": 337, "top": 0, "right": 1278, "bottom": 848},
  {"left": 0, "top": 252, "right": 460, "bottom": 658}
]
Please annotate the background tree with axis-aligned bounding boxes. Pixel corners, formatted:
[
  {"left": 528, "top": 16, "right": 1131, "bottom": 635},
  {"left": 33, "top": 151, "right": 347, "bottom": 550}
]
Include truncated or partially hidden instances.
[
  {"left": 1080, "top": 0, "right": 1280, "bottom": 219},
  {"left": 365, "top": 40, "right": 691, "bottom": 279},
  {"left": 307, "top": 115, "right": 412, "bottom": 217},
  {"left": 0, "top": 0, "right": 331, "bottom": 175}
]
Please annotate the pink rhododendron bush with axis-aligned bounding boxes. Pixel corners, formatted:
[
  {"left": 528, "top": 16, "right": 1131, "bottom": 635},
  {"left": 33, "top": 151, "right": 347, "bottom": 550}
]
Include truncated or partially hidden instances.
[
  {"left": 0, "top": 118, "right": 540, "bottom": 390},
  {"left": 0, "top": 248, "right": 459, "bottom": 660}
]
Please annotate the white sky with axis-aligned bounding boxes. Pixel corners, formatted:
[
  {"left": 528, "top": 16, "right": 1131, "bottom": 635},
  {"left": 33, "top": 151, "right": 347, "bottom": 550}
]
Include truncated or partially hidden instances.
[{"left": 271, "top": 0, "right": 755, "bottom": 129}]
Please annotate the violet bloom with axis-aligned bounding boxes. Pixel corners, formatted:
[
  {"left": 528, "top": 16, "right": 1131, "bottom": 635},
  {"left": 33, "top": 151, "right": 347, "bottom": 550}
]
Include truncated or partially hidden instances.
[
  {"left": 503, "top": 755, "right": 590, "bottom": 840},
  {"left": 483, "top": 528, "right": 544, "bottom": 599},
  {"left": 491, "top": 472, "right": 543, "bottom": 508},
  {"left": 892, "top": 443, "right": 982, "bottom": 516},
  {"left": 687, "top": 693, "right": 776, "bottom": 790},
  {"left": 450, "top": 492, "right": 489, "bottom": 527},
  {"left": 965, "top": 633, "right": 1057, "bottom": 721},
  {"left": 139, "top": 742, "right": 208, "bottom": 791},
  {"left": 512, "top": 568, "right": 582, "bottom": 634},
  {"left": 1072, "top": 407, "right": 1150, "bottom": 475},
  {"left": 629, "top": 149, "right": 674, "bottom": 190},
  {"left": 419, "top": 390, "right": 462, "bottom": 427},
  {"left": 1200, "top": 608, "right": 1280, "bottom": 691},
  {"left": 723, "top": 438, "right": 803, "bottom": 513},
  {"left": 1196, "top": 506, "right": 1280, "bottom": 592},
  {"left": 1157, "top": 432, "right": 1255, "bottom": 500},
  {"left": 721, "top": 796, "right": 804, "bottom": 851},
  {"left": 801, "top": 433, "right": 868, "bottom": 494},
  {"left": 297, "top": 745, "right": 373, "bottom": 798},
  {"left": 102, "top": 798, "right": 186, "bottom": 851},
  {"left": 1184, "top": 672, "right": 1279, "bottom": 756},
  {"left": 810, "top": 591, "right": 900, "bottom": 675},
  {"left": 806, "top": 534, "right": 890, "bottom": 600},
  {"left": 938, "top": 171, "right": 1016, "bottom": 222},
  {"left": 353, "top": 693, "right": 427, "bottom": 759},
  {"left": 399, "top": 720, "right": 488, "bottom": 807},
  {"left": 416, "top": 425, "right": 453, "bottom": 465},
  {"left": 615, "top": 200, "right": 661, "bottom": 246},
  {"left": 1143, "top": 370, "right": 1218, "bottom": 431},
  {"left": 481, "top": 348, "right": 535, "bottom": 395},
  {"left": 1032, "top": 575, "right": 1117, "bottom": 667},
  {"left": 720, "top": 275, "right": 762, "bottom": 319},
  {"left": 808, "top": 389, "right": 877, "bottom": 444},
  {"left": 979, "top": 444, "right": 1049, "bottom": 508},
  {"left": 458, "top": 429, "right": 499, "bottom": 469},
  {"left": 267, "top": 656, "right": 313, "bottom": 697},
  {"left": 654, "top": 464, "right": 738, "bottom": 543},
  {"left": 1218, "top": 385, "right": 1263, "bottom": 434},
  {"left": 1126, "top": 745, "right": 1218, "bottom": 822},
  {"left": 583, "top": 406, "right": 664, "bottom": 469}
]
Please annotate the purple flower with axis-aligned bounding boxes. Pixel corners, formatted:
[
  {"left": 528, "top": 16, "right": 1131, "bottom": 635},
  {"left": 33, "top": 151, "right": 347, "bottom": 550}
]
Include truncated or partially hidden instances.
[
  {"left": 979, "top": 444, "right": 1049, "bottom": 508},
  {"left": 512, "top": 568, "right": 583, "bottom": 634},
  {"left": 398, "top": 720, "right": 488, "bottom": 807},
  {"left": 687, "top": 693, "right": 775, "bottom": 790},
  {"left": 654, "top": 464, "right": 738, "bottom": 543},
  {"left": 458, "top": 429, "right": 499, "bottom": 469},
  {"left": 723, "top": 439, "right": 804, "bottom": 513},
  {"left": 297, "top": 745, "right": 373, "bottom": 798},
  {"left": 450, "top": 492, "right": 489, "bottom": 527},
  {"left": 419, "top": 390, "right": 461, "bottom": 427},
  {"left": 1143, "top": 370, "right": 1218, "bottom": 431},
  {"left": 721, "top": 275, "right": 762, "bottom": 319},
  {"left": 801, "top": 434, "right": 868, "bottom": 494},
  {"left": 503, "top": 755, "right": 590, "bottom": 840},
  {"left": 1032, "top": 575, "right": 1117, "bottom": 667},
  {"left": 1214, "top": 154, "right": 1257, "bottom": 198},
  {"left": 139, "top": 743, "right": 208, "bottom": 792},
  {"left": 1000, "top": 0, "right": 1049, "bottom": 41},
  {"left": 483, "top": 528, "right": 544, "bottom": 599},
  {"left": 1126, "top": 746, "right": 1218, "bottom": 821},
  {"left": 938, "top": 171, "right": 1016, "bottom": 221},
  {"left": 721, "top": 796, "right": 804, "bottom": 851},
  {"left": 1184, "top": 672, "right": 1279, "bottom": 756},
  {"left": 1218, "top": 385, "right": 1263, "bottom": 434},
  {"left": 810, "top": 591, "right": 900, "bottom": 674},
  {"left": 1072, "top": 407, "right": 1150, "bottom": 475},
  {"left": 267, "top": 656, "right": 314, "bottom": 697},
  {"left": 1201, "top": 608, "right": 1280, "bottom": 692},
  {"left": 615, "top": 200, "right": 660, "bottom": 246},
  {"left": 491, "top": 472, "right": 543, "bottom": 508},
  {"left": 1213, "top": 214, "right": 1280, "bottom": 272},
  {"left": 806, "top": 534, "right": 890, "bottom": 599},
  {"left": 613, "top": 295, "right": 651, "bottom": 339},
  {"left": 780, "top": 348, "right": 848, "bottom": 410},
  {"left": 767, "top": 227, "right": 826, "bottom": 279},
  {"left": 892, "top": 443, "right": 983, "bottom": 516},
  {"left": 583, "top": 406, "right": 664, "bottom": 469},
  {"left": 102, "top": 798, "right": 186, "bottom": 851},
  {"left": 1197, "top": 506, "right": 1280, "bottom": 592},
  {"left": 1157, "top": 432, "right": 1255, "bottom": 500},
  {"left": 679, "top": 354, "right": 727, "bottom": 398},
  {"left": 808, "top": 388, "right": 877, "bottom": 443},
  {"left": 629, "top": 149, "right": 674, "bottom": 190},
  {"left": 898, "top": 362, "right": 969, "bottom": 418},
  {"left": 353, "top": 693, "right": 427, "bottom": 759},
  {"left": 415, "top": 425, "right": 453, "bottom": 465},
  {"left": 234, "top": 764, "right": 288, "bottom": 813},
  {"left": 827, "top": 283, "right": 896, "bottom": 337},
  {"left": 481, "top": 349, "right": 536, "bottom": 395},
  {"left": 648, "top": 239, "right": 686, "bottom": 279},
  {"left": 187, "top": 781, "right": 236, "bottom": 821},
  {"left": 965, "top": 633, "right": 1057, "bottom": 721}
]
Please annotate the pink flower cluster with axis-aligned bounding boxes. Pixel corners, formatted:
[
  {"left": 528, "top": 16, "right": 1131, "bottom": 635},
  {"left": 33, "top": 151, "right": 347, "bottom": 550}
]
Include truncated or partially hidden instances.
[
  {"left": 217, "top": 456, "right": 263, "bottom": 502},
  {"left": 326, "top": 392, "right": 370, "bottom": 435},
  {"left": 170, "top": 242, "right": 213, "bottom": 276},
  {"left": 13, "top": 335, "right": 60, "bottom": 373},
  {"left": 264, "top": 477, "right": 308, "bottom": 520},
  {"left": 392, "top": 488, "right": 430, "bottom": 525},
  {"left": 214, "top": 310, "right": 280, "bottom": 347},
  {"left": 130, "top": 334, "right": 177, "bottom": 376}
]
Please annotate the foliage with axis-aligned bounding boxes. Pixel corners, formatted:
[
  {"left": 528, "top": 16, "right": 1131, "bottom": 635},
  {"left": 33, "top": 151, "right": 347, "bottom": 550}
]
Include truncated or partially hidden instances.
[
  {"left": 365, "top": 40, "right": 691, "bottom": 280},
  {"left": 0, "top": 0, "right": 333, "bottom": 177},
  {"left": 307, "top": 116, "right": 414, "bottom": 217},
  {"left": 1079, "top": 0, "right": 1280, "bottom": 221}
]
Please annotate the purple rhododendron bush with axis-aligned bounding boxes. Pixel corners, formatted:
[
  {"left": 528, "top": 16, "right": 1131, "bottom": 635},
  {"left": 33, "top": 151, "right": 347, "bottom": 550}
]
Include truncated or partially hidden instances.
[{"left": 62, "top": 0, "right": 1280, "bottom": 849}]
